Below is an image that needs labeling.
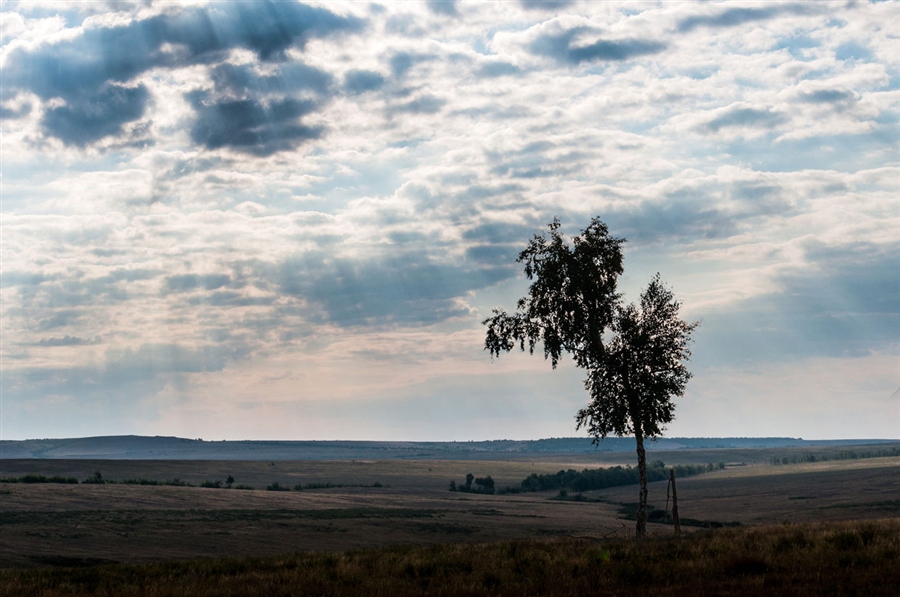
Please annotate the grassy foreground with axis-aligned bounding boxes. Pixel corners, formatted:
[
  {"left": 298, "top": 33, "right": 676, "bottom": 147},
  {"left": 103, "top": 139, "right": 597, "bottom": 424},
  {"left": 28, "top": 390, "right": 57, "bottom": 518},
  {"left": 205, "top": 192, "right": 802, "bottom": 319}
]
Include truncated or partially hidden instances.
[{"left": 2, "top": 518, "right": 897, "bottom": 596}]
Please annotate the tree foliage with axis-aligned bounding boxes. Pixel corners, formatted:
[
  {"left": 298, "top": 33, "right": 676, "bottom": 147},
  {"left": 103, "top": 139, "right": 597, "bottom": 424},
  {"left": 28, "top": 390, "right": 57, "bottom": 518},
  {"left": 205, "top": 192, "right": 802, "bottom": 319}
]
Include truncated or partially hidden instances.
[
  {"left": 483, "top": 217, "right": 624, "bottom": 370},
  {"left": 576, "top": 274, "right": 698, "bottom": 441}
]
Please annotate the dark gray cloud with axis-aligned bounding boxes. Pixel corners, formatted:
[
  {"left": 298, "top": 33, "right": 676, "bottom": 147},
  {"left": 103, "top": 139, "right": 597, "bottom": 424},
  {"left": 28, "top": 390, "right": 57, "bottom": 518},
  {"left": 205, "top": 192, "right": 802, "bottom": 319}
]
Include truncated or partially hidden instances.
[
  {"left": 389, "top": 94, "right": 446, "bottom": 115},
  {"left": 799, "top": 89, "right": 856, "bottom": 104},
  {"left": 211, "top": 62, "right": 333, "bottom": 98},
  {"left": 1, "top": 271, "right": 55, "bottom": 288},
  {"left": 187, "top": 291, "right": 276, "bottom": 308},
  {"left": 696, "top": 242, "right": 900, "bottom": 366},
  {"left": 37, "top": 310, "right": 84, "bottom": 331},
  {"left": 2, "top": 1, "right": 363, "bottom": 146},
  {"left": 462, "top": 220, "right": 545, "bottom": 245},
  {"left": 477, "top": 61, "right": 522, "bottom": 78},
  {"left": 37, "top": 335, "right": 101, "bottom": 347},
  {"left": 41, "top": 83, "right": 150, "bottom": 146},
  {"left": 164, "top": 274, "right": 233, "bottom": 293},
  {"left": 0, "top": 343, "right": 244, "bottom": 422},
  {"left": 464, "top": 244, "right": 522, "bottom": 267},
  {"left": 102, "top": 343, "right": 244, "bottom": 383},
  {"left": 344, "top": 70, "right": 386, "bottom": 94},
  {"left": 678, "top": 4, "right": 812, "bottom": 32},
  {"left": 601, "top": 195, "right": 734, "bottom": 245},
  {"left": 102, "top": 268, "right": 163, "bottom": 284},
  {"left": 701, "top": 107, "right": 786, "bottom": 134},
  {"left": 390, "top": 53, "right": 416, "bottom": 78},
  {"left": 486, "top": 141, "right": 584, "bottom": 180},
  {"left": 798, "top": 88, "right": 859, "bottom": 111},
  {"left": 272, "top": 250, "right": 515, "bottom": 327},
  {"left": 519, "top": 1, "right": 576, "bottom": 10},
  {"left": 426, "top": 0, "right": 459, "bottom": 17},
  {"left": 529, "top": 28, "right": 665, "bottom": 64},
  {"left": 186, "top": 60, "right": 335, "bottom": 155},
  {"left": 188, "top": 94, "right": 323, "bottom": 156},
  {"left": 610, "top": 176, "right": 800, "bottom": 245}
]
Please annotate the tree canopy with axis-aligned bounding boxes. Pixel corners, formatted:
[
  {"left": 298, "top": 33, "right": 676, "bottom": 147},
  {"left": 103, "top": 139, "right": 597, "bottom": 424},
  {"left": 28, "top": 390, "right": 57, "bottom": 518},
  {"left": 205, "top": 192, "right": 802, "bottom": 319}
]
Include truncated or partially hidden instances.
[
  {"left": 576, "top": 274, "right": 697, "bottom": 442},
  {"left": 482, "top": 217, "right": 624, "bottom": 370}
]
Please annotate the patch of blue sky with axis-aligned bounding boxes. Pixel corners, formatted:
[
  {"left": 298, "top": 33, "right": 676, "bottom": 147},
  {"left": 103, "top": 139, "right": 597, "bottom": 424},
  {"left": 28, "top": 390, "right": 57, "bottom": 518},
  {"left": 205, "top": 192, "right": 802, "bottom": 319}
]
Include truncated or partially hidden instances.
[
  {"left": 835, "top": 41, "right": 873, "bottom": 62},
  {"left": 774, "top": 34, "right": 821, "bottom": 60}
]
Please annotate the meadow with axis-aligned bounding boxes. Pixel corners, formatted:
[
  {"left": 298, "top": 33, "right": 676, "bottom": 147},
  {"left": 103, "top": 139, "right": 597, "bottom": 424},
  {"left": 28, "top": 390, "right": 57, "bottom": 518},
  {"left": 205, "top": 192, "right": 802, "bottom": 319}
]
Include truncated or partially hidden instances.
[{"left": 0, "top": 446, "right": 898, "bottom": 594}]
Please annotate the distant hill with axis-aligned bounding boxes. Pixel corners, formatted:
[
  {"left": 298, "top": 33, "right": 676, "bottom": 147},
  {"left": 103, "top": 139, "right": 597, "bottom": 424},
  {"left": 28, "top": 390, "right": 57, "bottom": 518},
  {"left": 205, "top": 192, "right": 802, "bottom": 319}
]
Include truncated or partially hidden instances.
[{"left": 1, "top": 435, "right": 896, "bottom": 461}]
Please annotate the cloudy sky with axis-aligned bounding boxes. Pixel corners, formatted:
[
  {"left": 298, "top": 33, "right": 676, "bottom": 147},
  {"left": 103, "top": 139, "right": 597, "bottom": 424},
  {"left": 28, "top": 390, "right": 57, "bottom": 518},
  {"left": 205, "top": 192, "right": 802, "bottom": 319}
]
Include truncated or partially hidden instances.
[{"left": 1, "top": 1, "right": 897, "bottom": 442}]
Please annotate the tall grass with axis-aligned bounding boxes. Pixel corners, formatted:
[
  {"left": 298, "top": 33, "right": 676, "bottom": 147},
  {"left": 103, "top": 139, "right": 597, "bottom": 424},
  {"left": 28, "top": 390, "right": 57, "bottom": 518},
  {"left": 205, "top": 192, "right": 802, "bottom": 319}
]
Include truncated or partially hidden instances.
[{"left": 1, "top": 518, "right": 897, "bottom": 596}]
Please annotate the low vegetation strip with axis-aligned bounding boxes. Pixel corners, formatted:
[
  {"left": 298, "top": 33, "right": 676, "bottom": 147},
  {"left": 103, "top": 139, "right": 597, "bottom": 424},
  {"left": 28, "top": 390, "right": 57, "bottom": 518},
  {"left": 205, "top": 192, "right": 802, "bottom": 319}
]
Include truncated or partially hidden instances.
[
  {"left": 1, "top": 519, "right": 897, "bottom": 596},
  {"left": 770, "top": 446, "right": 900, "bottom": 465},
  {"left": 0, "top": 470, "right": 389, "bottom": 492},
  {"left": 497, "top": 460, "right": 723, "bottom": 494},
  {"left": 0, "top": 475, "right": 78, "bottom": 485}
]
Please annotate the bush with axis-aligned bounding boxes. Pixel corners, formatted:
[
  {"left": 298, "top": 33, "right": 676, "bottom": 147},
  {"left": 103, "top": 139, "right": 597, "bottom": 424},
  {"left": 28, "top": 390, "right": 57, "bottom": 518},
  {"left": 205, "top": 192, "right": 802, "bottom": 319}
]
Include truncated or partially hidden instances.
[
  {"left": 266, "top": 482, "right": 290, "bottom": 492},
  {"left": 450, "top": 474, "right": 496, "bottom": 494},
  {"left": 82, "top": 471, "right": 104, "bottom": 484}
]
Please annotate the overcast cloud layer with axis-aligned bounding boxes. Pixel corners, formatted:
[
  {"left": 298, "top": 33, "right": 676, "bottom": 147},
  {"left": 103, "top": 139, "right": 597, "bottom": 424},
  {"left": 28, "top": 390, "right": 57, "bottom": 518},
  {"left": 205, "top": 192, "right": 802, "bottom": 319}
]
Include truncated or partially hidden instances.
[{"left": 1, "top": 1, "right": 898, "bottom": 441}]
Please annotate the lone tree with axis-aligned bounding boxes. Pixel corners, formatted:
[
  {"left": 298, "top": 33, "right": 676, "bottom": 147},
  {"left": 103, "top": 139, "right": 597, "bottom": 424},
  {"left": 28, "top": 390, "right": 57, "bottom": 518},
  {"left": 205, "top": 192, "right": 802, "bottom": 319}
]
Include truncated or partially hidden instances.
[{"left": 483, "top": 217, "right": 697, "bottom": 538}]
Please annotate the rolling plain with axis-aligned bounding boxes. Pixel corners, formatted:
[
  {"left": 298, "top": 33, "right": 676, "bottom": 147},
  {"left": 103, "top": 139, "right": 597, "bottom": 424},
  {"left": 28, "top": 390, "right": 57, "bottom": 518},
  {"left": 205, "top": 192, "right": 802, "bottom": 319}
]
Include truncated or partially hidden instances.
[{"left": 1, "top": 439, "right": 898, "bottom": 595}]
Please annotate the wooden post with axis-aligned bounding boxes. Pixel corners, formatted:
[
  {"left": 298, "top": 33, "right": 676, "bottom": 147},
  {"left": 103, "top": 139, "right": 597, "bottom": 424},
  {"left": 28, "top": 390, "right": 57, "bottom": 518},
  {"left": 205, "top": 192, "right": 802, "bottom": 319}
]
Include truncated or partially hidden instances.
[{"left": 668, "top": 469, "right": 681, "bottom": 537}]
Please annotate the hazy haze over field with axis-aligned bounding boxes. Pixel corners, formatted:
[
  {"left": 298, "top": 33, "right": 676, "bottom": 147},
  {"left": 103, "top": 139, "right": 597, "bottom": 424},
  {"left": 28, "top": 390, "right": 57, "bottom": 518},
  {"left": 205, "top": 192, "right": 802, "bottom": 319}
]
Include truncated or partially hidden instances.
[{"left": 1, "top": 1, "right": 898, "bottom": 441}]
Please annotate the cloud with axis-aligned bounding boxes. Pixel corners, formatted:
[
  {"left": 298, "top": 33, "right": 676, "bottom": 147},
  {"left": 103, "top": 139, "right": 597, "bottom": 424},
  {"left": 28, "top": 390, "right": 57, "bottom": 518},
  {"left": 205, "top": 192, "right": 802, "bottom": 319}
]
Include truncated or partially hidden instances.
[
  {"left": 210, "top": 62, "right": 334, "bottom": 98},
  {"left": 37, "top": 310, "right": 84, "bottom": 331},
  {"left": 519, "top": 1, "right": 576, "bottom": 11},
  {"left": 2, "top": 1, "right": 363, "bottom": 146},
  {"left": 796, "top": 87, "right": 859, "bottom": 108},
  {"left": 1, "top": 271, "right": 55, "bottom": 288},
  {"left": 36, "top": 335, "right": 100, "bottom": 347},
  {"left": 697, "top": 241, "right": 900, "bottom": 365},
  {"left": 426, "top": 0, "right": 459, "bottom": 17},
  {"left": 188, "top": 93, "right": 324, "bottom": 156},
  {"left": 700, "top": 104, "right": 787, "bottom": 134},
  {"left": 41, "top": 83, "right": 150, "bottom": 146},
  {"left": 389, "top": 51, "right": 431, "bottom": 78},
  {"left": 2, "top": 1, "right": 896, "bottom": 441},
  {"left": 677, "top": 4, "right": 813, "bottom": 32},
  {"left": 164, "top": 274, "right": 233, "bottom": 293},
  {"left": 389, "top": 94, "right": 445, "bottom": 115},
  {"left": 477, "top": 61, "right": 522, "bottom": 78},
  {"left": 528, "top": 27, "right": 665, "bottom": 64},
  {"left": 343, "top": 69, "right": 385, "bottom": 94},
  {"left": 273, "top": 250, "right": 514, "bottom": 327}
]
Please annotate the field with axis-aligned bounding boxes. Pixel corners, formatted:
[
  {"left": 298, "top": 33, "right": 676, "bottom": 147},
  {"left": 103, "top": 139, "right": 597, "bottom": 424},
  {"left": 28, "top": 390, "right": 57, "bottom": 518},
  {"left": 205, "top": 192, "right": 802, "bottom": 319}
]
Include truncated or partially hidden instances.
[{"left": 1, "top": 447, "right": 898, "bottom": 594}]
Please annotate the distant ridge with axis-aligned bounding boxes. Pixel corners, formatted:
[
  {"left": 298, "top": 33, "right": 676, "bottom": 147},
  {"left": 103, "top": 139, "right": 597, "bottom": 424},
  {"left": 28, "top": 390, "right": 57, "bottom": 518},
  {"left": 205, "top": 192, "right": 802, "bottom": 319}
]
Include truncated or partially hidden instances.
[{"left": 1, "top": 435, "right": 896, "bottom": 461}]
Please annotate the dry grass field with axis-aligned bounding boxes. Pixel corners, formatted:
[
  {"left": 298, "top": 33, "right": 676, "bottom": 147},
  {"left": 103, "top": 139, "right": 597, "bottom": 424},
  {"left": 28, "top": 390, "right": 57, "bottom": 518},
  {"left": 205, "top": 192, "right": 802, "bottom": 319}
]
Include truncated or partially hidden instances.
[{"left": 1, "top": 452, "right": 897, "bottom": 594}]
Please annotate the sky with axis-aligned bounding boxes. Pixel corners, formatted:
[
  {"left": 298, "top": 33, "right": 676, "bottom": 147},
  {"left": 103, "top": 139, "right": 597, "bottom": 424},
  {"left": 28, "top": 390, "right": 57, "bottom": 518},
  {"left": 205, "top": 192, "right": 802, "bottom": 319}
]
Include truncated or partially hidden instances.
[{"left": 1, "top": 1, "right": 898, "bottom": 442}]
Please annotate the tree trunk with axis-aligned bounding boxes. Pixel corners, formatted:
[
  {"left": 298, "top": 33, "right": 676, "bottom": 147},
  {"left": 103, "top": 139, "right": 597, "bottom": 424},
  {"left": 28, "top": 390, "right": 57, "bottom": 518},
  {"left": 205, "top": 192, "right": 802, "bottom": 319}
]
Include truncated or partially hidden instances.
[{"left": 634, "top": 426, "right": 648, "bottom": 538}]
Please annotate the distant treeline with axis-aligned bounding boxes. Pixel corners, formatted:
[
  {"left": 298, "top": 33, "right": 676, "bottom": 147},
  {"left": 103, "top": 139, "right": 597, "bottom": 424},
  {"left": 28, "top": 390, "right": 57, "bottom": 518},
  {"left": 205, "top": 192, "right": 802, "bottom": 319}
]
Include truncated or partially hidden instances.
[
  {"left": 0, "top": 474, "right": 79, "bottom": 484},
  {"left": 0, "top": 471, "right": 227, "bottom": 487},
  {"left": 0, "top": 471, "right": 388, "bottom": 492},
  {"left": 496, "top": 461, "right": 724, "bottom": 495},
  {"left": 770, "top": 447, "right": 900, "bottom": 465}
]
